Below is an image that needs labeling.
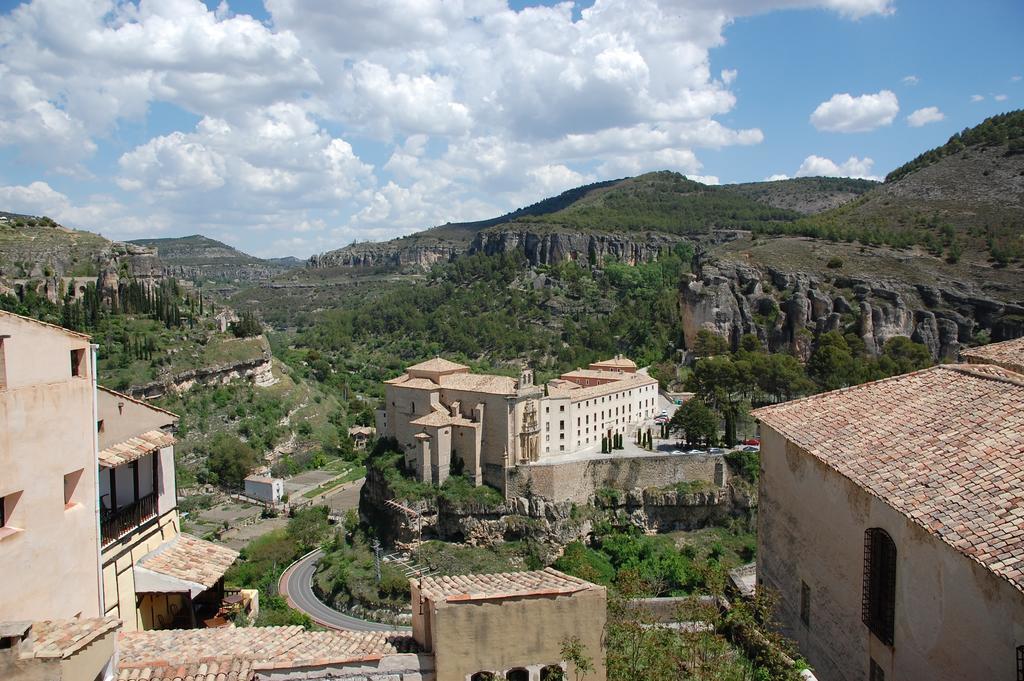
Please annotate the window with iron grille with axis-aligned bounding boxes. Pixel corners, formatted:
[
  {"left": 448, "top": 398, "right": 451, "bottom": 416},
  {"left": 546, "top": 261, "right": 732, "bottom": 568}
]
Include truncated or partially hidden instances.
[
  {"left": 862, "top": 528, "right": 897, "bottom": 645},
  {"left": 869, "top": 658, "right": 884, "bottom": 681}
]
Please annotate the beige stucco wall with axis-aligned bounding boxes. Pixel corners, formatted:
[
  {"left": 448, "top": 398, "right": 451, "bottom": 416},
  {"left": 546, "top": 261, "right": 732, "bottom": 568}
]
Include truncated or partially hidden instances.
[
  {"left": 758, "top": 425, "right": 1024, "bottom": 681},
  {"left": 514, "top": 453, "right": 722, "bottom": 503},
  {"left": 101, "top": 508, "right": 180, "bottom": 630},
  {"left": 412, "top": 583, "right": 607, "bottom": 681},
  {"left": 0, "top": 314, "right": 101, "bottom": 622},
  {"left": 97, "top": 388, "right": 174, "bottom": 451},
  {"left": 0, "top": 627, "right": 116, "bottom": 681}
]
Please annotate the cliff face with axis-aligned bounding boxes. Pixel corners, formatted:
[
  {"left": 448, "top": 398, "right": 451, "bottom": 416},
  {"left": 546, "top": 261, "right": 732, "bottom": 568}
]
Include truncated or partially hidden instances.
[
  {"left": 308, "top": 239, "right": 461, "bottom": 270},
  {"left": 469, "top": 228, "right": 687, "bottom": 266},
  {"left": 681, "top": 255, "right": 1024, "bottom": 361}
]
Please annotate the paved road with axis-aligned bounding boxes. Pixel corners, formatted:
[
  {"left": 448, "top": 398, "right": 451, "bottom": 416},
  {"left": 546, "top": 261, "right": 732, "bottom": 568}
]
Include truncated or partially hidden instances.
[{"left": 280, "top": 548, "right": 411, "bottom": 633}]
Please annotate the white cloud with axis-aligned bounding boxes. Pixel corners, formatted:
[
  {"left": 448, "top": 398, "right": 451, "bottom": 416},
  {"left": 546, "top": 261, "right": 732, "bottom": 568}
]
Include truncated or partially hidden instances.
[
  {"left": 810, "top": 90, "right": 899, "bottom": 132},
  {"left": 795, "top": 154, "right": 880, "bottom": 180},
  {"left": 764, "top": 173, "right": 790, "bottom": 181},
  {"left": 1011, "top": 75, "right": 1022, "bottom": 82},
  {"left": 994, "top": 94, "right": 1008, "bottom": 102},
  {"left": 901, "top": 75, "right": 919, "bottom": 86},
  {"left": 0, "top": 0, "right": 898, "bottom": 254},
  {"left": 971, "top": 94, "right": 985, "bottom": 102},
  {"left": 906, "top": 106, "right": 945, "bottom": 127}
]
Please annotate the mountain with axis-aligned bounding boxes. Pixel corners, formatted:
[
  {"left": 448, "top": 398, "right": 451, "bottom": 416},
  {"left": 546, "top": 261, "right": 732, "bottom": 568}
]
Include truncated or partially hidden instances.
[
  {"left": 129, "top": 234, "right": 300, "bottom": 282},
  {"left": 309, "top": 173, "right": 872, "bottom": 270},
  {"left": 0, "top": 213, "right": 161, "bottom": 302}
]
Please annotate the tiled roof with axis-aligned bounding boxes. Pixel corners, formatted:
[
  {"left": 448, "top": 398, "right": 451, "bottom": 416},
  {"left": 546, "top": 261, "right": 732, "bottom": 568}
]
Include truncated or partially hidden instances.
[
  {"left": 961, "top": 336, "right": 1024, "bottom": 374},
  {"left": 590, "top": 356, "right": 638, "bottom": 370},
  {"left": 99, "top": 429, "right": 176, "bottom": 468},
  {"left": 30, "top": 617, "right": 121, "bottom": 659},
  {"left": 117, "top": 626, "right": 418, "bottom": 680},
  {"left": 407, "top": 357, "right": 469, "bottom": 373},
  {"left": 418, "top": 567, "right": 596, "bottom": 603},
  {"left": 137, "top": 534, "right": 239, "bottom": 590},
  {"left": 560, "top": 369, "right": 624, "bottom": 381},
  {"left": 547, "top": 372, "right": 658, "bottom": 402},
  {"left": 385, "top": 375, "right": 442, "bottom": 389},
  {"left": 753, "top": 364, "right": 1024, "bottom": 593},
  {"left": 439, "top": 372, "right": 519, "bottom": 395}
]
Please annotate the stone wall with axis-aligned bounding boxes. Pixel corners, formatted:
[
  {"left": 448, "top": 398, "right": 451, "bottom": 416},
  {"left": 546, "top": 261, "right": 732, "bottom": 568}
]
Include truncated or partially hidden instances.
[{"left": 509, "top": 453, "right": 725, "bottom": 504}]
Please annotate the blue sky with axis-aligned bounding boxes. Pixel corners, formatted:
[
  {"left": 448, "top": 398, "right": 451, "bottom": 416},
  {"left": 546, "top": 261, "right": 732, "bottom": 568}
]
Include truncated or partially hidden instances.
[{"left": 0, "top": 0, "right": 1019, "bottom": 257}]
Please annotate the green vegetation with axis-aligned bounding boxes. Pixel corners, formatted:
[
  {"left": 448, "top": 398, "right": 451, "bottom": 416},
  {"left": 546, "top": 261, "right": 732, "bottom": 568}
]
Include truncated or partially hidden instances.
[
  {"left": 512, "top": 171, "right": 802, "bottom": 235},
  {"left": 886, "top": 110, "right": 1024, "bottom": 182},
  {"left": 366, "top": 441, "right": 506, "bottom": 508},
  {"left": 668, "top": 398, "right": 718, "bottom": 448},
  {"left": 223, "top": 507, "right": 338, "bottom": 628}
]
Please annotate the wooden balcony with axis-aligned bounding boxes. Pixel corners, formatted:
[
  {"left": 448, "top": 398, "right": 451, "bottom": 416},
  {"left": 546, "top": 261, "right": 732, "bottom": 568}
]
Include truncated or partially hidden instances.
[{"left": 101, "top": 492, "right": 158, "bottom": 546}]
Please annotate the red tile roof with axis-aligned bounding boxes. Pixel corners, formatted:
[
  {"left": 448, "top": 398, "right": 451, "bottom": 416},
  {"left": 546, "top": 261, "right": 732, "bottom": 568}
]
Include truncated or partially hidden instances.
[
  {"left": 961, "top": 336, "right": 1024, "bottom": 374},
  {"left": 117, "top": 626, "right": 417, "bottom": 680},
  {"left": 418, "top": 567, "right": 597, "bottom": 603},
  {"left": 136, "top": 534, "right": 239, "bottom": 590},
  {"left": 30, "top": 617, "right": 121, "bottom": 659},
  {"left": 753, "top": 364, "right": 1024, "bottom": 593},
  {"left": 99, "top": 429, "right": 176, "bottom": 468}
]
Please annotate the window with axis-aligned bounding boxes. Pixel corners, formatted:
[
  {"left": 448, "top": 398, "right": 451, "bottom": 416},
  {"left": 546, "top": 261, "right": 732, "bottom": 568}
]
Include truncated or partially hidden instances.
[
  {"left": 869, "top": 659, "right": 884, "bottom": 681},
  {"left": 800, "top": 581, "right": 810, "bottom": 626},
  {"left": 1017, "top": 645, "right": 1024, "bottom": 681},
  {"left": 0, "top": 492, "right": 20, "bottom": 530},
  {"left": 559, "top": 405, "right": 565, "bottom": 412},
  {"left": 70, "top": 348, "right": 86, "bottom": 377},
  {"left": 97, "top": 420, "right": 105, "bottom": 433},
  {"left": 64, "top": 469, "right": 84, "bottom": 509},
  {"left": 863, "top": 528, "right": 897, "bottom": 645},
  {"left": 560, "top": 420, "right": 565, "bottom": 430},
  {"left": 507, "top": 669, "right": 529, "bottom": 681}
]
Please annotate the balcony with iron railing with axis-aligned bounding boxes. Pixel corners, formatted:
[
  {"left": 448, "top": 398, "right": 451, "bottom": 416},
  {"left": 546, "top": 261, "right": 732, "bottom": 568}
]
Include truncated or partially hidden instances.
[{"left": 100, "top": 492, "right": 157, "bottom": 546}]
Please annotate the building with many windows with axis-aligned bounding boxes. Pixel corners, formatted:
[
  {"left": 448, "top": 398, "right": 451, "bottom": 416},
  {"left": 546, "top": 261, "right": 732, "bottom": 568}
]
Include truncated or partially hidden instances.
[
  {"left": 377, "top": 356, "right": 658, "bottom": 490},
  {"left": 753, "top": 346, "right": 1024, "bottom": 681}
]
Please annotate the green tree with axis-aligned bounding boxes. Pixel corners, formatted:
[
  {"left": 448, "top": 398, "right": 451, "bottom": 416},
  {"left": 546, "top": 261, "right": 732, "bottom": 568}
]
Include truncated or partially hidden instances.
[
  {"left": 877, "top": 336, "right": 933, "bottom": 375},
  {"left": 288, "top": 506, "right": 331, "bottom": 551},
  {"left": 806, "top": 331, "right": 860, "bottom": 391},
  {"left": 692, "top": 329, "right": 729, "bottom": 357},
  {"left": 205, "top": 433, "right": 260, "bottom": 488},
  {"left": 668, "top": 398, "right": 718, "bottom": 448}
]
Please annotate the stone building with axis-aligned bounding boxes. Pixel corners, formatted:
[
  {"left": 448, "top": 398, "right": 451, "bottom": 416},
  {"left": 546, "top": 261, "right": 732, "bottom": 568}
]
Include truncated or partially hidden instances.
[
  {"left": 0, "top": 311, "right": 103, "bottom": 623},
  {"left": 107, "top": 567, "right": 605, "bottom": 681},
  {"left": 377, "top": 357, "right": 658, "bottom": 490},
  {"left": 0, "top": 310, "right": 241, "bottom": 634},
  {"left": 753, "top": 355, "right": 1024, "bottom": 680}
]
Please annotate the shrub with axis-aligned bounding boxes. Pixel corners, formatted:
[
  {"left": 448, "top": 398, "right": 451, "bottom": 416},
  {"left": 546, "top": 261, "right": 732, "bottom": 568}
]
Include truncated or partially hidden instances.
[{"left": 826, "top": 257, "right": 844, "bottom": 269}]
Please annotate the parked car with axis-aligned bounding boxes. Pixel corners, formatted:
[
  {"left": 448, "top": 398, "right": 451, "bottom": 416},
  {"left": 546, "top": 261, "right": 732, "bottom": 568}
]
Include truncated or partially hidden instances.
[
  {"left": 671, "top": 449, "right": 684, "bottom": 455},
  {"left": 654, "top": 416, "right": 667, "bottom": 424},
  {"left": 686, "top": 449, "right": 704, "bottom": 455},
  {"left": 709, "top": 447, "right": 726, "bottom": 455},
  {"left": 742, "top": 438, "right": 760, "bottom": 446},
  {"left": 742, "top": 445, "right": 760, "bottom": 453}
]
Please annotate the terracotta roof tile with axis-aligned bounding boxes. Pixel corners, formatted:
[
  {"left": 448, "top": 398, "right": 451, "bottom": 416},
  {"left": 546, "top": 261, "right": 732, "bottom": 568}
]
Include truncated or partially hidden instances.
[
  {"left": 99, "top": 430, "right": 176, "bottom": 468},
  {"left": 136, "top": 534, "right": 239, "bottom": 590},
  {"left": 438, "top": 372, "right": 519, "bottom": 395},
  {"left": 589, "top": 356, "right": 638, "bottom": 370},
  {"left": 961, "top": 336, "right": 1024, "bottom": 374},
  {"left": 547, "top": 372, "right": 657, "bottom": 401},
  {"left": 30, "top": 617, "right": 121, "bottom": 659},
  {"left": 117, "top": 626, "right": 417, "bottom": 680},
  {"left": 753, "top": 364, "right": 1024, "bottom": 593},
  {"left": 407, "top": 357, "right": 469, "bottom": 373},
  {"left": 418, "top": 567, "right": 597, "bottom": 602}
]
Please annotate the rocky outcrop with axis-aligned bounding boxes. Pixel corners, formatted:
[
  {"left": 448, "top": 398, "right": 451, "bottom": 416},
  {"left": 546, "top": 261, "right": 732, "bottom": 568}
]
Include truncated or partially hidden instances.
[
  {"left": 469, "top": 228, "right": 687, "bottom": 267},
  {"left": 125, "top": 340, "right": 276, "bottom": 400},
  {"left": 680, "top": 254, "right": 1024, "bottom": 360},
  {"left": 308, "top": 239, "right": 461, "bottom": 270}
]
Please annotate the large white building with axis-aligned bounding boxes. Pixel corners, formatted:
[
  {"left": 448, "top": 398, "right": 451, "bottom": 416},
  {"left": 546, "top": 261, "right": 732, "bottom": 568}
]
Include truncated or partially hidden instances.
[{"left": 377, "top": 356, "right": 658, "bottom": 491}]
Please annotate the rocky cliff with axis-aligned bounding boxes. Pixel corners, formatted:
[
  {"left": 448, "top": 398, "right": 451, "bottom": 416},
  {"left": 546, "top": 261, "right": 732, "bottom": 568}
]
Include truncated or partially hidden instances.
[
  {"left": 681, "top": 252, "right": 1024, "bottom": 361},
  {"left": 125, "top": 337, "right": 276, "bottom": 399},
  {"left": 469, "top": 227, "right": 688, "bottom": 266},
  {"left": 308, "top": 238, "right": 461, "bottom": 270}
]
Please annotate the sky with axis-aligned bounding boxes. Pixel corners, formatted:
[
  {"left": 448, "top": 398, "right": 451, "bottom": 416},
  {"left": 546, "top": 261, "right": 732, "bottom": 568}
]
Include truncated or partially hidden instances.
[{"left": 0, "top": 0, "right": 1020, "bottom": 258}]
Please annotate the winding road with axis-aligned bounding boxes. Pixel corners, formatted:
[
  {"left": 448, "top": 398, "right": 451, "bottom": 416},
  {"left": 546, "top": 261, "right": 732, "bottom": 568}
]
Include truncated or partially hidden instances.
[{"left": 280, "top": 548, "right": 412, "bottom": 632}]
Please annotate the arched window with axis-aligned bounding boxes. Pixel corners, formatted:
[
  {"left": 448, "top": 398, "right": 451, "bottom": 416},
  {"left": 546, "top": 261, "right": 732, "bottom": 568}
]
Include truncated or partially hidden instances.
[
  {"left": 470, "top": 673, "right": 499, "bottom": 681},
  {"left": 541, "top": 665, "right": 565, "bottom": 681},
  {"left": 506, "top": 669, "right": 529, "bottom": 681},
  {"left": 862, "top": 528, "right": 897, "bottom": 645}
]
